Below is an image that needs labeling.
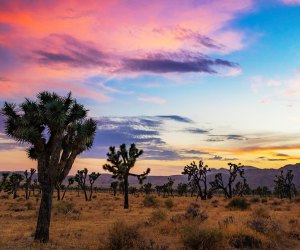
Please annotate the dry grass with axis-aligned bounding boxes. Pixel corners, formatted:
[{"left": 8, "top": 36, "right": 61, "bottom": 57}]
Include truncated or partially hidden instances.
[{"left": 0, "top": 192, "right": 299, "bottom": 249}]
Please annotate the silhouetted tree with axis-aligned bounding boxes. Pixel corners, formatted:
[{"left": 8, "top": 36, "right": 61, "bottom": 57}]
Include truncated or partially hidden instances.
[
  {"left": 274, "top": 170, "right": 297, "bottom": 199},
  {"left": 75, "top": 168, "right": 89, "bottom": 201},
  {"left": 253, "top": 186, "right": 271, "bottom": 196},
  {"left": 111, "top": 181, "right": 118, "bottom": 196},
  {"left": 1, "top": 91, "right": 96, "bottom": 242},
  {"left": 142, "top": 182, "right": 152, "bottom": 195},
  {"left": 166, "top": 177, "right": 175, "bottom": 197},
  {"left": 0, "top": 173, "right": 9, "bottom": 193},
  {"left": 103, "top": 143, "right": 150, "bottom": 209},
  {"left": 61, "top": 177, "right": 75, "bottom": 200},
  {"left": 188, "top": 179, "right": 197, "bottom": 197},
  {"left": 182, "top": 161, "right": 210, "bottom": 200},
  {"left": 24, "top": 168, "right": 36, "bottom": 200},
  {"left": 177, "top": 182, "right": 188, "bottom": 196},
  {"left": 7, "top": 173, "right": 24, "bottom": 199},
  {"left": 210, "top": 163, "right": 245, "bottom": 199},
  {"left": 88, "top": 172, "right": 101, "bottom": 200}
]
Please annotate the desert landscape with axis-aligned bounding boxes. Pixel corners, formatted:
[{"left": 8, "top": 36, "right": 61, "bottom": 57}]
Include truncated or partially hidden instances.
[{"left": 0, "top": 190, "right": 300, "bottom": 250}]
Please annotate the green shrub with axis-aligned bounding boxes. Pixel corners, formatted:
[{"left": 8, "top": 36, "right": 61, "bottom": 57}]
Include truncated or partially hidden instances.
[
  {"left": 164, "top": 198, "right": 174, "bottom": 209},
  {"left": 227, "top": 197, "right": 250, "bottom": 210},
  {"left": 181, "top": 224, "right": 223, "bottom": 250},
  {"left": 143, "top": 195, "right": 159, "bottom": 208}
]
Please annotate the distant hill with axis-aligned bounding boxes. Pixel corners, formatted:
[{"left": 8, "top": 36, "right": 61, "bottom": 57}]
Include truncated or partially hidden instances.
[{"left": 1, "top": 163, "right": 300, "bottom": 189}]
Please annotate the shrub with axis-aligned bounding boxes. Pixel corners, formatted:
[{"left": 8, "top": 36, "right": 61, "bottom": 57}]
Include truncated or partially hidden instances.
[
  {"left": 247, "top": 218, "right": 279, "bottom": 235},
  {"left": 54, "top": 201, "right": 76, "bottom": 215},
  {"left": 229, "top": 233, "right": 262, "bottom": 249},
  {"left": 227, "top": 197, "right": 250, "bottom": 210},
  {"left": 143, "top": 195, "right": 159, "bottom": 208},
  {"left": 185, "top": 203, "right": 208, "bottom": 223},
  {"left": 150, "top": 209, "right": 166, "bottom": 223},
  {"left": 105, "top": 221, "right": 143, "bottom": 250},
  {"left": 181, "top": 224, "right": 223, "bottom": 250},
  {"left": 252, "top": 207, "right": 270, "bottom": 219},
  {"left": 164, "top": 198, "right": 174, "bottom": 209},
  {"left": 185, "top": 203, "right": 200, "bottom": 218},
  {"left": 261, "top": 198, "right": 268, "bottom": 203}
]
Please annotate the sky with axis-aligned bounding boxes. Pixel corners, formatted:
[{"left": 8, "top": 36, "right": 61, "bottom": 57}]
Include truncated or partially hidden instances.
[{"left": 1, "top": 0, "right": 300, "bottom": 175}]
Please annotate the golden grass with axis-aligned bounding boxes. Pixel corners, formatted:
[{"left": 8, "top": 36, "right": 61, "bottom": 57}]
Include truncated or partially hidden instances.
[{"left": 0, "top": 192, "right": 299, "bottom": 249}]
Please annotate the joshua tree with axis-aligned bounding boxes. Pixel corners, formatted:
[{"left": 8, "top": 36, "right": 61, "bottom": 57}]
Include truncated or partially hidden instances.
[
  {"left": 0, "top": 173, "right": 9, "bottom": 193},
  {"left": 166, "top": 177, "right": 175, "bottom": 197},
  {"left": 30, "top": 179, "right": 41, "bottom": 196},
  {"left": 75, "top": 168, "right": 89, "bottom": 201},
  {"left": 274, "top": 170, "right": 297, "bottom": 199},
  {"left": 253, "top": 186, "right": 271, "bottom": 196},
  {"left": 103, "top": 143, "right": 150, "bottom": 209},
  {"left": 142, "top": 182, "right": 152, "bottom": 195},
  {"left": 24, "top": 168, "right": 36, "bottom": 200},
  {"left": 61, "top": 177, "right": 75, "bottom": 200},
  {"left": 1, "top": 91, "right": 96, "bottom": 242},
  {"left": 210, "top": 163, "right": 245, "bottom": 199},
  {"left": 182, "top": 161, "right": 210, "bottom": 200},
  {"left": 111, "top": 181, "right": 118, "bottom": 196},
  {"left": 177, "top": 182, "right": 188, "bottom": 196},
  {"left": 7, "top": 173, "right": 24, "bottom": 199},
  {"left": 88, "top": 172, "right": 101, "bottom": 200}
]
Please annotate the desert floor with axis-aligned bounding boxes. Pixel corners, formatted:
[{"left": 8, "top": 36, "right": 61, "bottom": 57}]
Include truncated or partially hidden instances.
[{"left": 0, "top": 191, "right": 300, "bottom": 249}]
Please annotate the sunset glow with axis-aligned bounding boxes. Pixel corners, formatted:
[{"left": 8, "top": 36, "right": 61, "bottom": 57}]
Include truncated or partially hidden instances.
[{"left": 1, "top": 0, "right": 300, "bottom": 175}]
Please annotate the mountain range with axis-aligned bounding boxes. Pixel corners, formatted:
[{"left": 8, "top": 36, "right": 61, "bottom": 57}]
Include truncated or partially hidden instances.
[{"left": 1, "top": 163, "right": 300, "bottom": 189}]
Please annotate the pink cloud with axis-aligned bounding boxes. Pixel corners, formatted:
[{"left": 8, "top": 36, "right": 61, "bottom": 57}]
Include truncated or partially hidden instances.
[
  {"left": 280, "top": 0, "right": 300, "bottom": 4},
  {"left": 0, "top": 0, "right": 253, "bottom": 100}
]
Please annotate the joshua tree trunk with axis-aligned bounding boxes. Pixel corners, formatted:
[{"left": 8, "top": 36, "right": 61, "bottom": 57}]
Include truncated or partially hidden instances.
[
  {"left": 124, "top": 175, "right": 129, "bottom": 209},
  {"left": 89, "top": 185, "right": 93, "bottom": 201},
  {"left": 34, "top": 186, "right": 53, "bottom": 242},
  {"left": 56, "top": 186, "right": 61, "bottom": 201}
]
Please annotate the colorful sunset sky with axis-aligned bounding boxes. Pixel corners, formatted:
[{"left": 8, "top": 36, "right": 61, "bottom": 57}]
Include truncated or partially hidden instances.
[{"left": 1, "top": 0, "right": 300, "bottom": 175}]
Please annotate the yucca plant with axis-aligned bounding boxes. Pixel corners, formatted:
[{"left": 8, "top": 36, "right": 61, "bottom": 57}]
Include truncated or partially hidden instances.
[
  {"left": 1, "top": 91, "right": 97, "bottom": 243},
  {"left": 103, "top": 143, "right": 150, "bottom": 209}
]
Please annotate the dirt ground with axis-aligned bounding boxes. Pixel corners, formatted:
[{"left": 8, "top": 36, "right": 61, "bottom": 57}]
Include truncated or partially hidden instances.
[{"left": 0, "top": 191, "right": 299, "bottom": 250}]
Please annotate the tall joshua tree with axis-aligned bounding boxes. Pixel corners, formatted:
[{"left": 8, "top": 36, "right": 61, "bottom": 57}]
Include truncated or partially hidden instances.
[
  {"left": 1, "top": 91, "right": 96, "bottom": 243},
  {"left": 182, "top": 161, "right": 210, "bottom": 200},
  {"left": 88, "top": 172, "right": 101, "bottom": 200},
  {"left": 274, "top": 170, "right": 296, "bottom": 199},
  {"left": 210, "top": 163, "right": 245, "bottom": 199},
  {"left": 103, "top": 143, "right": 150, "bottom": 209},
  {"left": 24, "top": 168, "right": 36, "bottom": 200},
  {"left": 75, "top": 168, "right": 89, "bottom": 201}
]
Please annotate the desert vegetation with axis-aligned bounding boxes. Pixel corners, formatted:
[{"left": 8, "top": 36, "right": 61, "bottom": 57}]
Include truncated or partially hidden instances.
[{"left": 1, "top": 92, "right": 300, "bottom": 249}]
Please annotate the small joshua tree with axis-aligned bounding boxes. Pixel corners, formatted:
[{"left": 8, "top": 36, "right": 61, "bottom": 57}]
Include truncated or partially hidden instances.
[
  {"left": 210, "top": 163, "right": 245, "bottom": 199},
  {"left": 177, "top": 183, "right": 188, "bottom": 196},
  {"left": 24, "top": 168, "right": 36, "bottom": 200},
  {"left": 103, "top": 143, "right": 150, "bottom": 209},
  {"left": 61, "top": 177, "right": 75, "bottom": 200},
  {"left": 166, "top": 177, "right": 175, "bottom": 197},
  {"left": 0, "top": 173, "right": 9, "bottom": 193},
  {"left": 274, "top": 170, "right": 296, "bottom": 199},
  {"left": 88, "top": 172, "right": 101, "bottom": 200},
  {"left": 7, "top": 173, "right": 24, "bottom": 199},
  {"left": 111, "top": 181, "right": 118, "bottom": 196},
  {"left": 182, "top": 161, "right": 210, "bottom": 200},
  {"left": 75, "top": 168, "right": 89, "bottom": 201},
  {"left": 142, "top": 182, "right": 152, "bottom": 195}
]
